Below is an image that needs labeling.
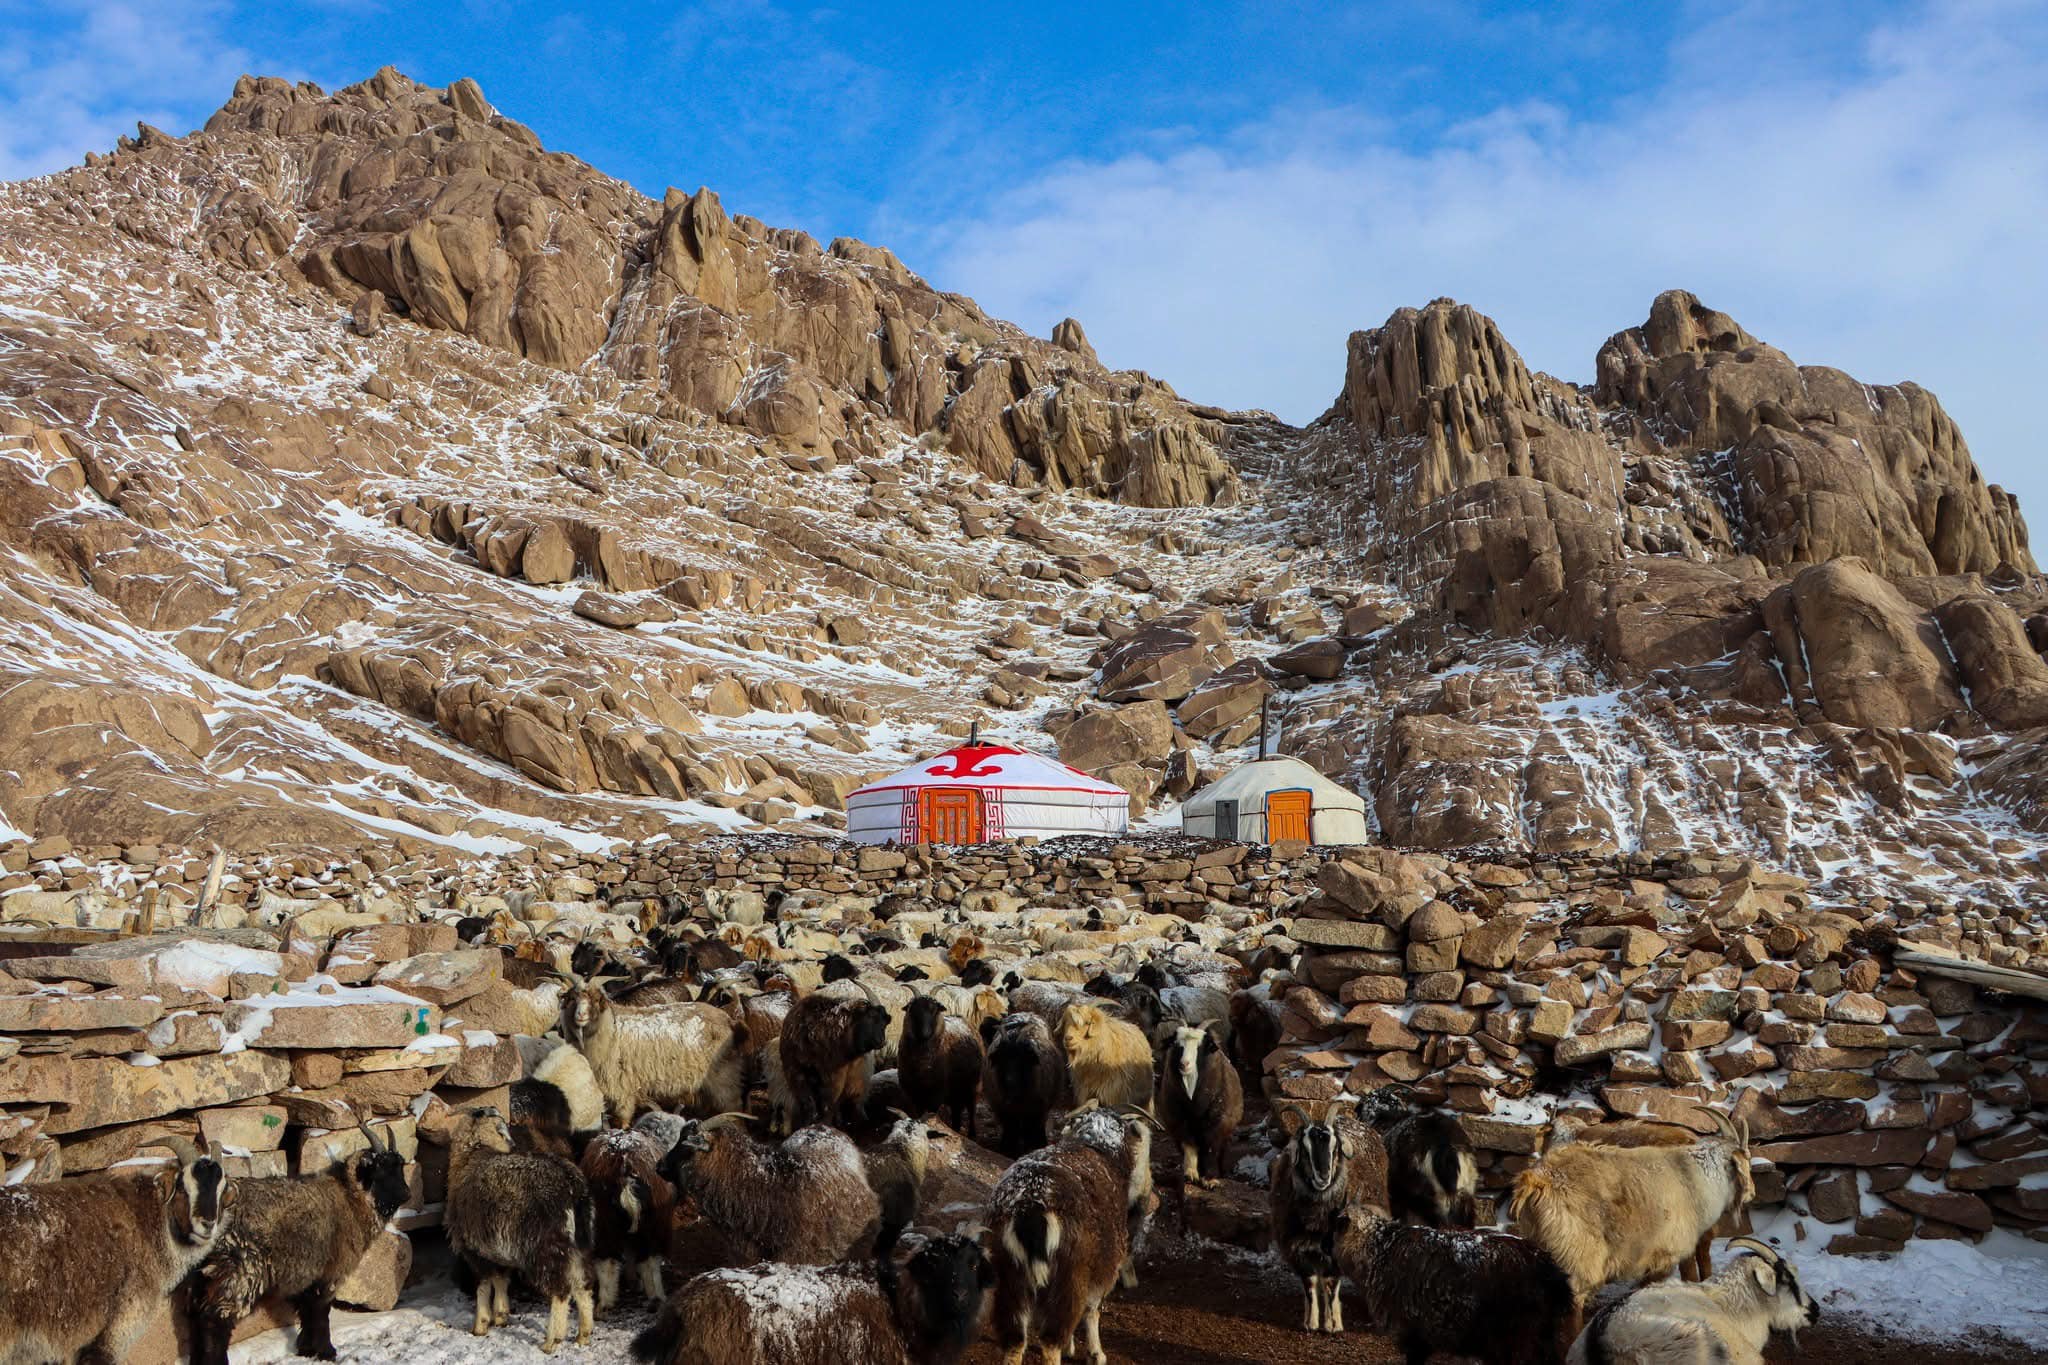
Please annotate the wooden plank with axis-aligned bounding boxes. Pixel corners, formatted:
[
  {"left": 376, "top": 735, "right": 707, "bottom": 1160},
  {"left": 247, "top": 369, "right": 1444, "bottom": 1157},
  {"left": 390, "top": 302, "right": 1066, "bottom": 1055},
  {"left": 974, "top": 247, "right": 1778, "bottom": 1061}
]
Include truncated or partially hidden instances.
[{"left": 1895, "top": 949, "right": 2048, "bottom": 1003}]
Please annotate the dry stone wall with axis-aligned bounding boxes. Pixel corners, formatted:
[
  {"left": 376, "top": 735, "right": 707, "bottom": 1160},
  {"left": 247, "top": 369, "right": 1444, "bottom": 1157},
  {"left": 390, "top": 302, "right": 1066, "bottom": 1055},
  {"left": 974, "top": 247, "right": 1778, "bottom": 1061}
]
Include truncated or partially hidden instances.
[{"left": 3, "top": 833, "right": 2045, "bottom": 1267}]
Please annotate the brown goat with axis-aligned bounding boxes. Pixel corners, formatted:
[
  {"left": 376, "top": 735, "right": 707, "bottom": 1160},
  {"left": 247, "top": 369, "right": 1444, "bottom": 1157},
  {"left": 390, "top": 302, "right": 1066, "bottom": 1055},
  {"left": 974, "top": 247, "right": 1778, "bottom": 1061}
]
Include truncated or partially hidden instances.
[
  {"left": 1269, "top": 1099, "right": 1390, "bottom": 1335},
  {"left": 190, "top": 1118, "right": 411, "bottom": 1364},
  {"left": 900, "top": 995, "right": 985, "bottom": 1134},
  {"left": 446, "top": 1108, "right": 596, "bottom": 1353},
  {"left": 988, "top": 1103, "right": 1159, "bottom": 1365},
  {"left": 1155, "top": 1022, "right": 1242, "bottom": 1190},
  {"left": 779, "top": 986, "right": 890, "bottom": 1129},
  {"left": 663, "top": 1114, "right": 882, "bottom": 1265},
  {"left": 0, "top": 1138, "right": 232, "bottom": 1364},
  {"left": 581, "top": 1126, "right": 678, "bottom": 1311}
]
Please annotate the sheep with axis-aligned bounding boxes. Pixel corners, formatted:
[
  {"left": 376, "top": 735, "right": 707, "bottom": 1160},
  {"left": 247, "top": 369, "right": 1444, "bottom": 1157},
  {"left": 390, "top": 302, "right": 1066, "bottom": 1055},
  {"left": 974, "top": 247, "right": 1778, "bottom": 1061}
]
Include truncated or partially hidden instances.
[
  {"left": 1569, "top": 1236, "right": 1820, "bottom": 1365},
  {"left": 1510, "top": 1108, "right": 1755, "bottom": 1329},
  {"left": 661, "top": 1113, "right": 882, "bottom": 1265},
  {"left": 0, "top": 1137, "right": 231, "bottom": 1365},
  {"left": 580, "top": 1126, "right": 678, "bottom": 1311},
  {"left": 899, "top": 995, "right": 985, "bottom": 1134},
  {"left": 1059, "top": 1002, "right": 1154, "bottom": 1114},
  {"left": 445, "top": 1108, "right": 596, "bottom": 1354},
  {"left": 987, "top": 1102, "right": 1159, "bottom": 1365},
  {"left": 779, "top": 984, "right": 891, "bottom": 1129},
  {"left": 1155, "top": 1021, "right": 1242, "bottom": 1190},
  {"left": 1269, "top": 1098, "right": 1390, "bottom": 1335},
  {"left": 1329, "top": 1204, "right": 1575, "bottom": 1365},
  {"left": 862, "top": 1113, "right": 938, "bottom": 1260},
  {"left": 511, "top": 1043, "right": 608, "bottom": 1157},
  {"left": 189, "top": 1117, "right": 411, "bottom": 1364},
  {"left": 561, "top": 976, "right": 748, "bottom": 1125},
  {"left": 980, "top": 1012, "right": 1070, "bottom": 1158},
  {"left": 628, "top": 1231, "right": 993, "bottom": 1365}
]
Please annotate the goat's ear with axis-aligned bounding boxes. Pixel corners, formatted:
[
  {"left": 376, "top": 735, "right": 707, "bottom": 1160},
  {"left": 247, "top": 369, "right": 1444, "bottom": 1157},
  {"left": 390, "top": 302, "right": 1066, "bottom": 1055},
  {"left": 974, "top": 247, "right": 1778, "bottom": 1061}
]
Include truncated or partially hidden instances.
[
  {"left": 1748, "top": 1258, "right": 1778, "bottom": 1293},
  {"left": 1276, "top": 1105, "right": 1306, "bottom": 1138}
]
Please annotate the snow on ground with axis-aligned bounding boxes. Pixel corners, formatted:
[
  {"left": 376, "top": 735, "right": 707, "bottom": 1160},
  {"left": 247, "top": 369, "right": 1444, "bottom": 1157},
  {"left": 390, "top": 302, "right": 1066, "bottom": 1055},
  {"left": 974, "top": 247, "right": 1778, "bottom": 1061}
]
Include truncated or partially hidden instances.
[
  {"left": 231, "top": 1285, "right": 653, "bottom": 1364},
  {"left": 1751, "top": 1209, "right": 2048, "bottom": 1349},
  {"left": 225, "top": 1223, "right": 2048, "bottom": 1362}
]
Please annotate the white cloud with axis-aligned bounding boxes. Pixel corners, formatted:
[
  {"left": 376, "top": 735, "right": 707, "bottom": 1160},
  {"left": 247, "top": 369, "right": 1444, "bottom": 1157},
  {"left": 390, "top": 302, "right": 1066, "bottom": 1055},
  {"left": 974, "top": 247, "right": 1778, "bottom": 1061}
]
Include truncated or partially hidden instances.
[
  {"left": 919, "top": 0, "right": 2048, "bottom": 534},
  {"left": 0, "top": 1, "right": 257, "bottom": 180}
]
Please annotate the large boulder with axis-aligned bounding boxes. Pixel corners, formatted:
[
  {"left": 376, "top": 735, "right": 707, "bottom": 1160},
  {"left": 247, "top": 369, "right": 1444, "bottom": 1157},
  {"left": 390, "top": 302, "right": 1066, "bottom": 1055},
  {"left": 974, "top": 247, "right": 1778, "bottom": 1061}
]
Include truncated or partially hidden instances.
[
  {"left": 1935, "top": 595, "right": 2048, "bottom": 730},
  {"left": 1048, "top": 702, "right": 1175, "bottom": 770},
  {"left": 1766, "top": 559, "right": 1964, "bottom": 730}
]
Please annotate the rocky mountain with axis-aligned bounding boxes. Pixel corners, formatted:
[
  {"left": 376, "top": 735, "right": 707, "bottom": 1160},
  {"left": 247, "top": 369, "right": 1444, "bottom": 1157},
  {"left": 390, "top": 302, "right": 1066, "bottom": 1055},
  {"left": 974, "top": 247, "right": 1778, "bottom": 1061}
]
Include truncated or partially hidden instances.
[{"left": 1, "top": 69, "right": 2043, "bottom": 910}]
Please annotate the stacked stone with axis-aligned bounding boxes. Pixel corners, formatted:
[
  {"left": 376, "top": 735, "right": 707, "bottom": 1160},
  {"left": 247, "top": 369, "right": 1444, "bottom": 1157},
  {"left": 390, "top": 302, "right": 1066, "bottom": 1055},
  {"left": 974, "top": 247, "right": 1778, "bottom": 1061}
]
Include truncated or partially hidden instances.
[
  {"left": 1263, "top": 848, "right": 2048, "bottom": 1250},
  {"left": 6, "top": 832, "right": 2047, "bottom": 1261}
]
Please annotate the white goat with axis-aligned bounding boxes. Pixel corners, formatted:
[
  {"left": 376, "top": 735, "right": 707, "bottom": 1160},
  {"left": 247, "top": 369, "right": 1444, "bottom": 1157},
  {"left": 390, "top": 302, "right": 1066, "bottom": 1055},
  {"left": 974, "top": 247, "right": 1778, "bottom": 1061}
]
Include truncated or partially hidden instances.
[
  {"left": 561, "top": 978, "right": 746, "bottom": 1125},
  {"left": 1568, "top": 1237, "right": 1819, "bottom": 1365}
]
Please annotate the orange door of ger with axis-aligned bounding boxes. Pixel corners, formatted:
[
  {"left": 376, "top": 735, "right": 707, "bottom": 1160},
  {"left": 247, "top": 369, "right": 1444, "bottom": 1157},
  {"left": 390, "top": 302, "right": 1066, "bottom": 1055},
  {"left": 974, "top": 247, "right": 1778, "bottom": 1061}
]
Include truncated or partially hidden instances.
[
  {"left": 919, "top": 789, "right": 984, "bottom": 844},
  {"left": 1265, "top": 789, "right": 1312, "bottom": 844}
]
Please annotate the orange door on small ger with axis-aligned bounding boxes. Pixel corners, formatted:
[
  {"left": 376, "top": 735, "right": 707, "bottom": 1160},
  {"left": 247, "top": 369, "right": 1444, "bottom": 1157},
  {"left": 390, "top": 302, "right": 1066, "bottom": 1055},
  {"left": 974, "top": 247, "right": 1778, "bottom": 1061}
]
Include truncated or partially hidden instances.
[
  {"left": 919, "top": 789, "right": 984, "bottom": 844},
  {"left": 1265, "top": 789, "right": 1312, "bottom": 843}
]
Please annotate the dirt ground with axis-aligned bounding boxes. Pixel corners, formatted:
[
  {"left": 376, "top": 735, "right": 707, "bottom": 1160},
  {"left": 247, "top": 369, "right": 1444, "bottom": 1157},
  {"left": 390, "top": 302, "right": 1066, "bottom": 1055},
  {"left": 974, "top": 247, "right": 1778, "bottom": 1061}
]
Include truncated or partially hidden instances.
[{"left": 958, "top": 1234, "right": 2040, "bottom": 1365}]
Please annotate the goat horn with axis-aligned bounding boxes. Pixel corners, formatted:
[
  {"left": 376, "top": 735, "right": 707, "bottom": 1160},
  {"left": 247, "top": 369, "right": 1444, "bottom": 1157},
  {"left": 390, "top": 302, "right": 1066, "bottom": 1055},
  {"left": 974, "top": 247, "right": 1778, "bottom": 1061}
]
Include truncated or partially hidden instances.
[
  {"left": 1115, "top": 1104, "right": 1169, "bottom": 1133},
  {"left": 1697, "top": 1104, "right": 1738, "bottom": 1142},
  {"left": 697, "top": 1111, "right": 757, "bottom": 1134},
  {"left": 159, "top": 1136, "right": 205, "bottom": 1166},
  {"left": 1725, "top": 1236, "right": 1780, "bottom": 1263}
]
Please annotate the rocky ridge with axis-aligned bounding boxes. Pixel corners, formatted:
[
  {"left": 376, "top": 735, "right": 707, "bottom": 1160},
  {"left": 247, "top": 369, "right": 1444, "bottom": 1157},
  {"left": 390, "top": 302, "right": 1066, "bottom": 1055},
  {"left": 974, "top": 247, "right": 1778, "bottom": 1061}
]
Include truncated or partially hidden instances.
[{"left": 0, "top": 69, "right": 2043, "bottom": 924}]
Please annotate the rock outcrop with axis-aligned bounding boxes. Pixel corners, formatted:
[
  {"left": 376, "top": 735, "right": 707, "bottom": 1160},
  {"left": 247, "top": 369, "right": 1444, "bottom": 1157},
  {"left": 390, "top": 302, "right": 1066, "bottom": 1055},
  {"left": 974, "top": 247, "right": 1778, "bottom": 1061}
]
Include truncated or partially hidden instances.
[{"left": 0, "top": 69, "right": 2040, "bottom": 887}]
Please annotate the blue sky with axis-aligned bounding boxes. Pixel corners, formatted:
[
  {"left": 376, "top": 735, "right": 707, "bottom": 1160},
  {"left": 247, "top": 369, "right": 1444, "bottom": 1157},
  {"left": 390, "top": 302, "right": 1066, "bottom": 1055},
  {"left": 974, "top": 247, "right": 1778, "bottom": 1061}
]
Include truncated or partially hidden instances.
[{"left": 2, "top": 1, "right": 2044, "bottom": 538}]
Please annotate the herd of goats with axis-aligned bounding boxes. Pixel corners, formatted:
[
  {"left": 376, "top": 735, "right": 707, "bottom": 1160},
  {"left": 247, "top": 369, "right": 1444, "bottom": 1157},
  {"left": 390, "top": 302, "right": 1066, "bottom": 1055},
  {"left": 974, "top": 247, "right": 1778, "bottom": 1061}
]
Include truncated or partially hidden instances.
[{"left": 0, "top": 910, "right": 1827, "bottom": 1365}]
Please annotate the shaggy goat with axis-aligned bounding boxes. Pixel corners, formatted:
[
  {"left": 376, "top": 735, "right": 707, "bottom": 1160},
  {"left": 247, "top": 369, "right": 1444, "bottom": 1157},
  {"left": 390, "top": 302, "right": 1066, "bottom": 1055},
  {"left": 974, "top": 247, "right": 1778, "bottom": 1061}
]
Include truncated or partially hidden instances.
[
  {"left": 1569, "top": 1237, "right": 1820, "bottom": 1365},
  {"left": 1155, "top": 1022, "right": 1242, "bottom": 1190},
  {"left": 981, "top": 1012, "right": 1070, "bottom": 1158},
  {"left": 561, "top": 978, "right": 747, "bottom": 1125},
  {"left": 1353, "top": 1087, "right": 1478, "bottom": 1229},
  {"left": 1226, "top": 981, "right": 1284, "bottom": 1082},
  {"left": 0, "top": 1137, "right": 231, "bottom": 1365},
  {"left": 1330, "top": 1205, "right": 1574, "bottom": 1365},
  {"left": 580, "top": 1126, "right": 678, "bottom": 1310},
  {"left": 1269, "top": 1099, "right": 1390, "bottom": 1334},
  {"left": 900, "top": 995, "right": 985, "bottom": 1134},
  {"left": 987, "top": 1104, "right": 1158, "bottom": 1365},
  {"left": 863, "top": 1113, "right": 938, "bottom": 1260},
  {"left": 662, "top": 1114, "right": 882, "bottom": 1265},
  {"left": 1059, "top": 1002, "right": 1154, "bottom": 1115},
  {"left": 190, "top": 1118, "right": 411, "bottom": 1365},
  {"left": 779, "top": 985, "right": 891, "bottom": 1129},
  {"left": 628, "top": 1232, "right": 993, "bottom": 1365},
  {"left": 511, "top": 1043, "right": 608, "bottom": 1158},
  {"left": 445, "top": 1108, "right": 595, "bottom": 1353},
  {"left": 1511, "top": 1108, "right": 1755, "bottom": 1325}
]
